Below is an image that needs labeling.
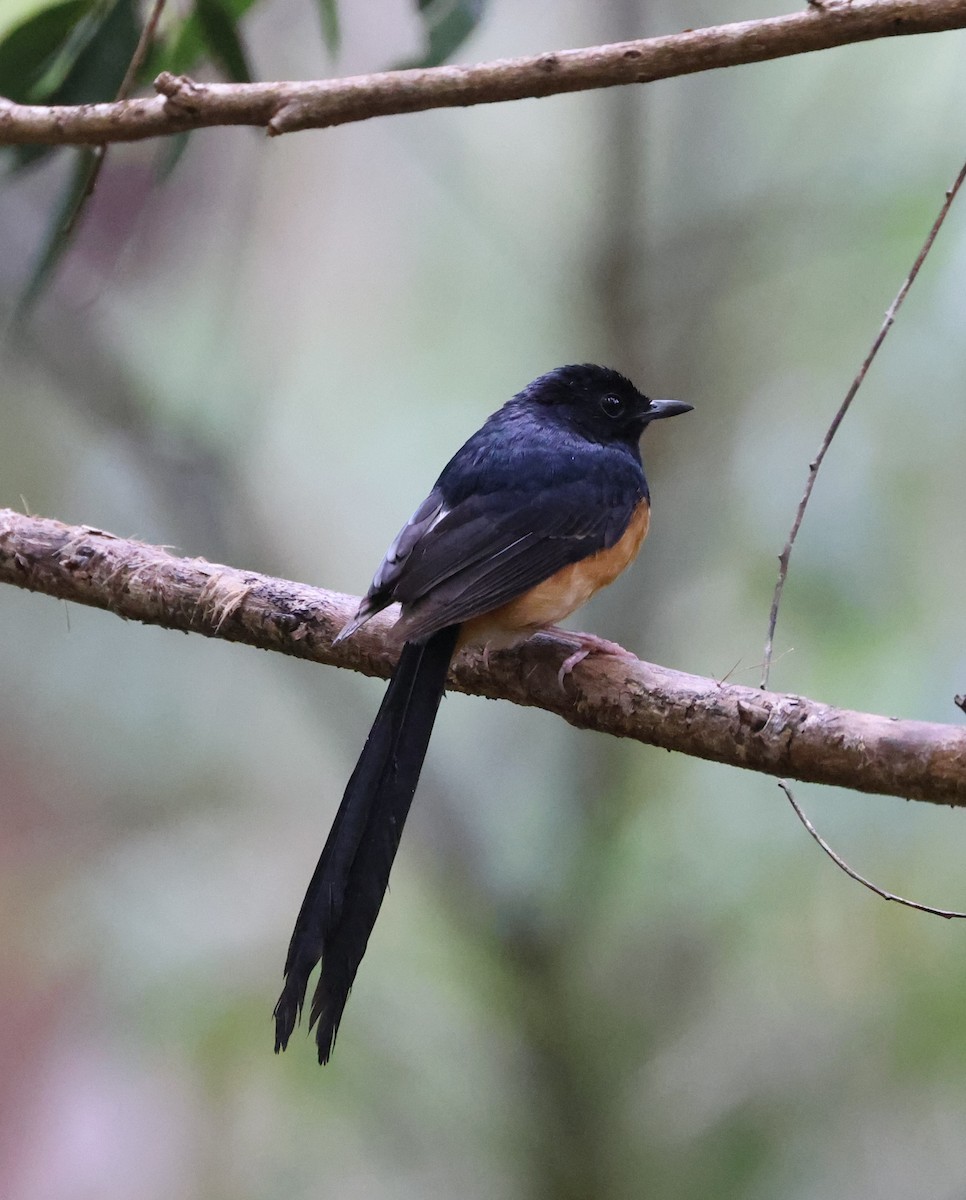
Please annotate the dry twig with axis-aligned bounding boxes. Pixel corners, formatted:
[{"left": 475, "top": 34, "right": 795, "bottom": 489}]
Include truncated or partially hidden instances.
[
  {"left": 761, "top": 157, "right": 966, "bottom": 688},
  {"left": 779, "top": 781, "right": 966, "bottom": 918}
]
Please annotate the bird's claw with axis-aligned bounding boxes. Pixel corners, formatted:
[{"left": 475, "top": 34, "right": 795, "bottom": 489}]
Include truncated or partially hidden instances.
[
  {"left": 550, "top": 629, "right": 636, "bottom": 688},
  {"left": 557, "top": 646, "right": 590, "bottom": 687}
]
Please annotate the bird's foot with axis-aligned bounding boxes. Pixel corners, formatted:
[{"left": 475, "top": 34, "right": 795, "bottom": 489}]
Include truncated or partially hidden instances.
[{"left": 543, "top": 628, "right": 637, "bottom": 688}]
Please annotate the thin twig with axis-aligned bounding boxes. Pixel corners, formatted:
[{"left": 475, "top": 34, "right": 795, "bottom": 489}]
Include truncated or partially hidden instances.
[
  {"left": 779, "top": 780, "right": 966, "bottom": 919},
  {"left": 761, "top": 157, "right": 966, "bottom": 688},
  {"left": 117, "top": 0, "right": 169, "bottom": 101}
]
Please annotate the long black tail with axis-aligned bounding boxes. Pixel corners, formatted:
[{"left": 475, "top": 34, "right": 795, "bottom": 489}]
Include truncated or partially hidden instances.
[{"left": 273, "top": 624, "right": 460, "bottom": 1063}]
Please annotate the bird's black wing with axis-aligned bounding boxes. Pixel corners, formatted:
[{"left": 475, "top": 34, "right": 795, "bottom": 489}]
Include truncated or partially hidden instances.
[{"left": 390, "top": 468, "right": 643, "bottom": 641}]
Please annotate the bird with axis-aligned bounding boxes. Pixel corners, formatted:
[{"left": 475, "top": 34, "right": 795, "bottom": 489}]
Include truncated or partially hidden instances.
[{"left": 273, "top": 363, "right": 692, "bottom": 1063}]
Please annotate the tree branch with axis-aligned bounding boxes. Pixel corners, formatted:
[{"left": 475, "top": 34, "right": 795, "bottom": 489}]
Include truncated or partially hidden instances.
[
  {"left": 2, "top": 507, "right": 964, "bottom": 806},
  {"left": 1, "top": 1, "right": 965, "bottom": 146}
]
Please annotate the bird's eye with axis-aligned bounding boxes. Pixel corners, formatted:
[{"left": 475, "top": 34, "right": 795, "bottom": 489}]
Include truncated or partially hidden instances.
[{"left": 599, "top": 393, "right": 626, "bottom": 419}]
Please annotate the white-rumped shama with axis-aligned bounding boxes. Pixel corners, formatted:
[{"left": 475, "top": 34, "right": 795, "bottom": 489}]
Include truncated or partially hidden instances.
[{"left": 274, "top": 363, "right": 692, "bottom": 1062}]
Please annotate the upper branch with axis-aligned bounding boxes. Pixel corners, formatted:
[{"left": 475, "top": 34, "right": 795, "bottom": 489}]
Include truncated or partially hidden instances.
[
  {"left": 1, "top": 1, "right": 965, "bottom": 146},
  {"left": 2, "top": 507, "right": 964, "bottom": 806}
]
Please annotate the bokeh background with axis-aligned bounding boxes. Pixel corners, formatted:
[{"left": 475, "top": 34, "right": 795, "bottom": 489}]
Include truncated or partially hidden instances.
[{"left": 3, "top": 1, "right": 966, "bottom": 1197}]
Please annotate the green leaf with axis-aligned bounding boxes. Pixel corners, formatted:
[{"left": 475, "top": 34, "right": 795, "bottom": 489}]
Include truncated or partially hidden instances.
[
  {"left": 5, "top": 0, "right": 138, "bottom": 175},
  {"left": 11, "top": 0, "right": 142, "bottom": 312},
  {"left": 402, "top": 0, "right": 485, "bottom": 69},
  {"left": 316, "top": 0, "right": 339, "bottom": 56},
  {"left": 15, "top": 146, "right": 99, "bottom": 316},
  {"left": 194, "top": 0, "right": 253, "bottom": 83},
  {"left": 0, "top": 0, "right": 97, "bottom": 103},
  {"left": 9, "top": 0, "right": 140, "bottom": 170},
  {"left": 153, "top": 130, "right": 192, "bottom": 182},
  {"left": 52, "top": 0, "right": 140, "bottom": 104},
  {"left": 142, "top": 0, "right": 261, "bottom": 81}
]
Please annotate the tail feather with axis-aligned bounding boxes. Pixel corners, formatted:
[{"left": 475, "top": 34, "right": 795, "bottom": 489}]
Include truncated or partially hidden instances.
[{"left": 274, "top": 625, "right": 460, "bottom": 1062}]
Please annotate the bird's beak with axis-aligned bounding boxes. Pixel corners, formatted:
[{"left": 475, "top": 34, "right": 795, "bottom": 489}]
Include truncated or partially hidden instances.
[{"left": 645, "top": 398, "right": 694, "bottom": 421}]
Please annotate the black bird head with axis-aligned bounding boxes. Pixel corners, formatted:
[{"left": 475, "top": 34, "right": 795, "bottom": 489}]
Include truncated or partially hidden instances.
[{"left": 519, "top": 363, "right": 692, "bottom": 445}]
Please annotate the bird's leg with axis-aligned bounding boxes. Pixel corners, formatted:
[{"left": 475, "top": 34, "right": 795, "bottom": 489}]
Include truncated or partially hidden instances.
[{"left": 537, "top": 627, "right": 637, "bottom": 687}]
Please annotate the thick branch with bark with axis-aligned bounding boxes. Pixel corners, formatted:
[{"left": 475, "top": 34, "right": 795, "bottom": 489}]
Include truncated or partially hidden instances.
[
  {"left": 0, "top": 1, "right": 965, "bottom": 146},
  {"left": 2, "top": 508, "right": 964, "bottom": 805}
]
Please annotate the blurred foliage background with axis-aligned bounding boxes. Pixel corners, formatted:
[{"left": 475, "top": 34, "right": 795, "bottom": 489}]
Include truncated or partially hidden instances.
[{"left": 2, "top": 1, "right": 966, "bottom": 1197}]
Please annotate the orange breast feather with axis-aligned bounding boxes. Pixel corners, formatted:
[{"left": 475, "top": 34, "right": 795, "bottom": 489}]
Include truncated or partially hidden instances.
[{"left": 461, "top": 499, "right": 650, "bottom": 648}]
